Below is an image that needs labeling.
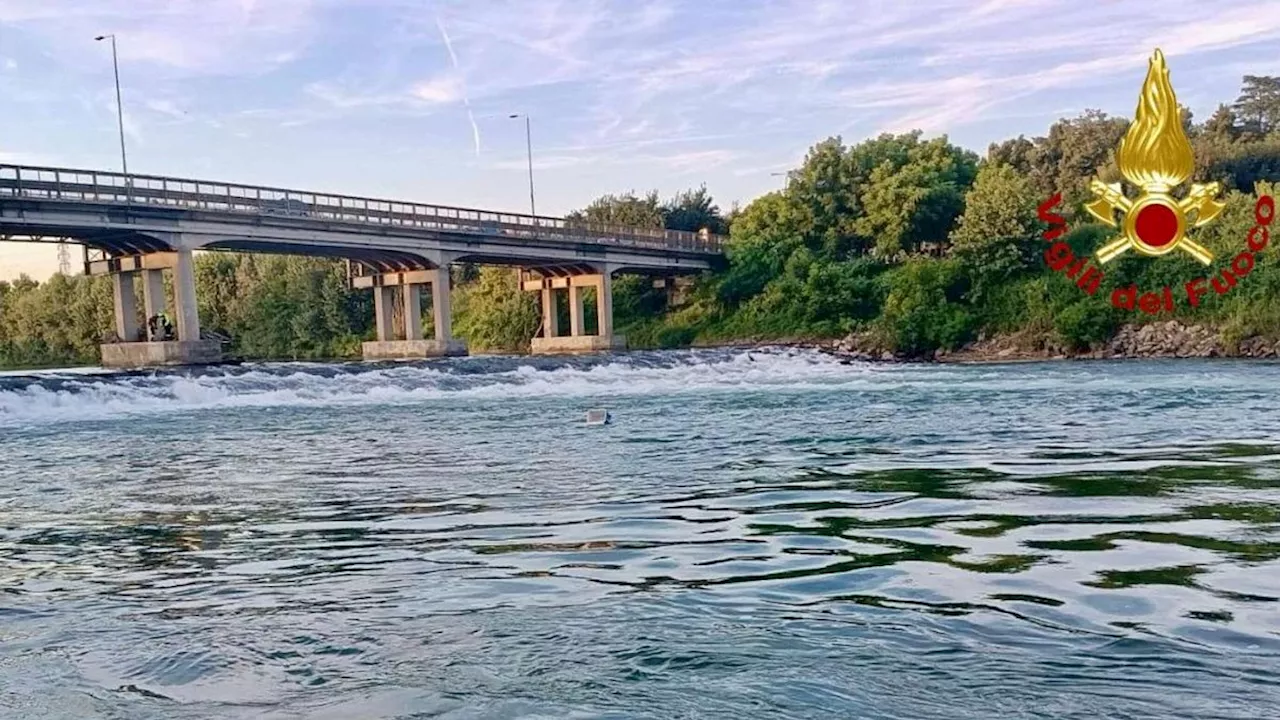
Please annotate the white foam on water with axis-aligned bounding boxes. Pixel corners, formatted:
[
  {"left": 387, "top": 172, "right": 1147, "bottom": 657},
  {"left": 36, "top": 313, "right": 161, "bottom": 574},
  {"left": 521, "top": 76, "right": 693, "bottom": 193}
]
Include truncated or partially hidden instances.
[
  {"left": 0, "top": 349, "right": 1266, "bottom": 428},
  {"left": 0, "top": 350, "right": 883, "bottom": 426},
  {"left": 0, "top": 365, "right": 111, "bottom": 377}
]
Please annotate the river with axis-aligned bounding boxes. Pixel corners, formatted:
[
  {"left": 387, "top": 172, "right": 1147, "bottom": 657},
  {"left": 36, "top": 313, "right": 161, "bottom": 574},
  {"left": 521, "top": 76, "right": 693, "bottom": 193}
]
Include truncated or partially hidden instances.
[{"left": 1, "top": 349, "right": 1277, "bottom": 718}]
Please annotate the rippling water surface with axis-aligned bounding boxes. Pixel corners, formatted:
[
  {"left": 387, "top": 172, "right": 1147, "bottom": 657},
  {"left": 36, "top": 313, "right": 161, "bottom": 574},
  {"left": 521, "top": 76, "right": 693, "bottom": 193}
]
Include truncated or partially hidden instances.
[{"left": 2, "top": 349, "right": 1279, "bottom": 719}]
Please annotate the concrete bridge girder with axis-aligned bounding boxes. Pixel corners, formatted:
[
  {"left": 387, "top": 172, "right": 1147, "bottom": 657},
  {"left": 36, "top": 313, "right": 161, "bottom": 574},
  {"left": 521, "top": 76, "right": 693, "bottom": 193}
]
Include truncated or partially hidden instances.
[
  {"left": 87, "top": 245, "right": 216, "bottom": 368},
  {"left": 357, "top": 264, "right": 465, "bottom": 361},
  {"left": 4, "top": 202, "right": 713, "bottom": 366},
  {"left": 521, "top": 265, "right": 624, "bottom": 355},
  {"left": 2, "top": 207, "right": 713, "bottom": 273}
]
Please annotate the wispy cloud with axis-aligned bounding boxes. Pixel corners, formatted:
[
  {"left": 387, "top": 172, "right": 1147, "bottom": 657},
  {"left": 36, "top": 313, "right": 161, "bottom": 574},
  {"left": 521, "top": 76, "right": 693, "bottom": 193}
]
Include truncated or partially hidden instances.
[
  {"left": 490, "top": 147, "right": 740, "bottom": 173},
  {"left": 2, "top": 0, "right": 1278, "bottom": 235},
  {"left": 143, "top": 97, "right": 187, "bottom": 120},
  {"left": 0, "top": 0, "right": 316, "bottom": 76},
  {"left": 412, "top": 74, "right": 463, "bottom": 104},
  {"left": 435, "top": 15, "right": 480, "bottom": 157}
]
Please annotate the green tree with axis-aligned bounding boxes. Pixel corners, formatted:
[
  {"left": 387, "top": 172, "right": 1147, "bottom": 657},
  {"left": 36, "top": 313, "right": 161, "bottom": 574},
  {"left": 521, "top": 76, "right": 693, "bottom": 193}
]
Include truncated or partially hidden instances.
[
  {"left": 853, "top": 135, "right": 978, "bottom": 258},
  {"left": 662, "top": 185, "right": 727, "bottom": 234},
  {"left": 567, "top": 191, "right": 663, "bottom": 228},
  {"left": 452, "top": 266, "right": 540, "bottom": 353},
  {"left": 1233, "top": 76, "right": 1280, "bottom": 136},
  {"left": 949, "top": 162, "right": 1043, "bottom": 290},
  {"left": 716, "top": 192, "right": 805, "bottom": 307},
  {"left": 1025, "top": 109, "right": 1128, "bottom": 210},
  {"left": 787, "top": 136, "right": 864, "bottom": 258},
  {"left": 877, "top": 259, "right": 974, "bottom": 354},
  {"left": 987, "top": 136, "right": 1035, "bottom": 175}
]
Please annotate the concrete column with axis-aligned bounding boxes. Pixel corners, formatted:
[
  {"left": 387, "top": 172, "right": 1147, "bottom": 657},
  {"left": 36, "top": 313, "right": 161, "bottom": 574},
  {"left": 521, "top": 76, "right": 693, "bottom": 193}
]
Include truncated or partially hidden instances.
[
  {"left": 173, "top": 249, "right": 201, "bottom": 342},
  {"left": 374, "top": 285, "right": 396, "bottom": 342},
  {"left": 431, "top": 266, "right": 452, "bottom": 341},
  {"left": 569, "top": 285, "right": 585, "bottom": 337},
  {"left": 141, "top": 269, "right": 167, "bottom": 329},
  {"left": 597, "top": 271, "right": 614, "bottom": 338},
  {"left": 112, "top": 271, "right": 139, "bottom": 342},
  {"left": 541, "top": 287, "right": 559, "bottom": 338},
  {"left": 404, "top": 284, "right": 423, "bottom": 341}
]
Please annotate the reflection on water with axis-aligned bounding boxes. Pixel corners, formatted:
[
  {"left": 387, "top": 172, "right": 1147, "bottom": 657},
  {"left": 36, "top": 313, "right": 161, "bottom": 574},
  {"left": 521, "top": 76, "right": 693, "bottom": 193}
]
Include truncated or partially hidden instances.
[{"left": 1, "top": 351, "right": 1279, "bottom": 718}]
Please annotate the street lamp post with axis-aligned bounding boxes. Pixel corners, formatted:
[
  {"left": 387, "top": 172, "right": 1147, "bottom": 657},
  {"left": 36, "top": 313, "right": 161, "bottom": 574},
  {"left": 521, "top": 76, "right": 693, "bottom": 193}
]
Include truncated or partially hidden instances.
[
  {"left": 94, "top": 34, "right": 129, "bottom": 186},
  {"left": 509, "top": 114, "right": 535, "bottom": 217}
]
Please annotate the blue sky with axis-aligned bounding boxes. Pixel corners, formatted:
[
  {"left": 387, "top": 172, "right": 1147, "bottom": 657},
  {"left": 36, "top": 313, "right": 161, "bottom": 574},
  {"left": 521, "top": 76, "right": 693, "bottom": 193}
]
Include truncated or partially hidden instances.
[{"left": 3, "top": 0, "right": 1280, "bottom": 280}]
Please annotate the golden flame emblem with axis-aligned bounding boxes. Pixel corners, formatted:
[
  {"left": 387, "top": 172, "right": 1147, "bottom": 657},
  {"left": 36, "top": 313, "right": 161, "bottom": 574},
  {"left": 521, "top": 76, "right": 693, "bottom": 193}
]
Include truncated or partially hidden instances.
[{"left": 1088, "top": 49, "right": 1224, "bottom": 265}]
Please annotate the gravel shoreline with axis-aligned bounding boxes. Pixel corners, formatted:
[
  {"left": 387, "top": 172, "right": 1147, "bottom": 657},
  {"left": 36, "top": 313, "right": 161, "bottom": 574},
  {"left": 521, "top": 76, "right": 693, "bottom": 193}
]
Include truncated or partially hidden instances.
[{"left": 812, "top": 320, "right": 1280, "bottom": 364}]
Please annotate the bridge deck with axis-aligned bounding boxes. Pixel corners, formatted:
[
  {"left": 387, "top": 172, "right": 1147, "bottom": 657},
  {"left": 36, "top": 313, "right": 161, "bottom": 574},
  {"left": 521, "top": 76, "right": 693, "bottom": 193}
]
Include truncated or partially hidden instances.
[{"left": 0, "top": 165, "right": 725, "bottom": 257}]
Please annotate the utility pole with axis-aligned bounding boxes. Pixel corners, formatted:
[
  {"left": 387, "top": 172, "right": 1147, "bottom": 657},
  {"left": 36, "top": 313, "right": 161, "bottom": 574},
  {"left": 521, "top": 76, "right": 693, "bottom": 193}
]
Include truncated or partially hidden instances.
[
  {"left": 94, "top": 34, "right": 129, "bottom": 188},
  {"left": 509, "top": 114, "right": 536, "bottom": 216}
]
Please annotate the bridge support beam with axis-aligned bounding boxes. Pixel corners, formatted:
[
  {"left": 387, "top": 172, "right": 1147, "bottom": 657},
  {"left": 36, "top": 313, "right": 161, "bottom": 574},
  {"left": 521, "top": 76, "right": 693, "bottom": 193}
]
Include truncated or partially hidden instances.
[
  {"left": 373, "top": 286, "right": 396, "bottom": 342},
  {"left": 95, "top": 249, "right": 223, "bottom": 369},
  {"left": 174, "top": 249, "right": 201, "bottom": 342},
  {"left": 569, "top": 285, "right": 585, "bottom": 337},
  {"left": 358, "top": 266, "right": 467, "bottom": 360},
  {"left": 524, "top": 267, "right": 625, "bottom": 355},
  {"left": 112, "top": 271, "right": 141, "bottom": 343},
  {"left": 540, "top": 288, "right": 559, "bottom": 338},
  {"left": 142, "top": 269, "right": 167, "bottom": 327},
  {"left": 404, "top": 284, "right": 423, "bottom": 341},
  {"left": 431, "top": 267, "right": 453, "bottom": 344}
]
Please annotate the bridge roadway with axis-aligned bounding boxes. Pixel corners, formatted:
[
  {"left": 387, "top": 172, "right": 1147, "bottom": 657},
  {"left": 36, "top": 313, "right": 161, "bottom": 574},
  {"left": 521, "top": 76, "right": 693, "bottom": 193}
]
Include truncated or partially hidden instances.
[{"left": 0, "top": 165, "right": 726, "bottom": 366}]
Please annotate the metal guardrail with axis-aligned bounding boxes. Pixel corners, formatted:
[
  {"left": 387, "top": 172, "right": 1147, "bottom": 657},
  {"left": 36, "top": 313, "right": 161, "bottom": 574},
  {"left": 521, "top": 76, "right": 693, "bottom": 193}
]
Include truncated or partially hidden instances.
[{"left": 0, "top": 165, "right": 726, "bottom": 255}]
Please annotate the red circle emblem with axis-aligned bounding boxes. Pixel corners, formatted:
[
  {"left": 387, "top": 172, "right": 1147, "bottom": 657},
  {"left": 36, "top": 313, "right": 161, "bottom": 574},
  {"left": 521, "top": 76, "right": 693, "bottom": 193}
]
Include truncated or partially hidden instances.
[{"left": 1134, "top": 203, "right": 1179, "bottom": 247}]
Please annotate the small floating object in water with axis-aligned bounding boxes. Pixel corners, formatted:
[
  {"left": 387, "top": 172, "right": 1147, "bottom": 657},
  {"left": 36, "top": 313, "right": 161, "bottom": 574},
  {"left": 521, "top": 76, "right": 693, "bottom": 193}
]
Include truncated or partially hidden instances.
[{"left": 585, "top": 409, "right": 611, "bottom": 426}]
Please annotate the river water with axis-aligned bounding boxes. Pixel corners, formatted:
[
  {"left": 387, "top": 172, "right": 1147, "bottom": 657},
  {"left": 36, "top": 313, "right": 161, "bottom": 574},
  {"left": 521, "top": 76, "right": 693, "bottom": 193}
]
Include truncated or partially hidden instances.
[{"left": 1, "top": 349, "right": 1278, "bottom": 719}]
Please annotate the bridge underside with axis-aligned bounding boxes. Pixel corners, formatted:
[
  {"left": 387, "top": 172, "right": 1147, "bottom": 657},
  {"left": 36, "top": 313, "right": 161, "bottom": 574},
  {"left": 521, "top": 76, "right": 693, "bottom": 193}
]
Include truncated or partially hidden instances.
[
  {"left": 0, "top": 198, "right": 717, "bottom": 274},
  {"left": 1, "top": 170, "right": 721, "bottom": 365},
  {"left": 201, "top": 239, "right": 436, "bottom": 273},
  {"left": 1, "top": 227, "right": 171, "bottom": 255}
]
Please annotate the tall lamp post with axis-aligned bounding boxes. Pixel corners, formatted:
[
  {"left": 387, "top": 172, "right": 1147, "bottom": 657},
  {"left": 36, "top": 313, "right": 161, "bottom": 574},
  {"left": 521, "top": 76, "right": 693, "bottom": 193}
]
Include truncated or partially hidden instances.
[
  {"left": 509, "top": 113, "right": 535, "bottom": 217},
  {"left": 94, "top": 34, "right": 129, "bottom": 185}
]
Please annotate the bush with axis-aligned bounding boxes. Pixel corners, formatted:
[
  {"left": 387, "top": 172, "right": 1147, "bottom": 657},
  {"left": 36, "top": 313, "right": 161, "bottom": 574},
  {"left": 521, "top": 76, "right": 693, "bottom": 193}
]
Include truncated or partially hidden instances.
[
  {"left": 452, "top": 267, "right": 540, "bottom": 353},
  {"left": 878, "top": 259, "right": 975, "bottom": 354},
  {"left": 1054, "top": 300, "right": 1118, "bottom": 350}
]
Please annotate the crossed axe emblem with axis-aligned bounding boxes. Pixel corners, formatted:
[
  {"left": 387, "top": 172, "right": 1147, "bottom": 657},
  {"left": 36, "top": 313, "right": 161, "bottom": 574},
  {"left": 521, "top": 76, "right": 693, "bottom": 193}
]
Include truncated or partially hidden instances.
[{"left": 1086, "top": 179, "right": 1225, "bottom": 265}]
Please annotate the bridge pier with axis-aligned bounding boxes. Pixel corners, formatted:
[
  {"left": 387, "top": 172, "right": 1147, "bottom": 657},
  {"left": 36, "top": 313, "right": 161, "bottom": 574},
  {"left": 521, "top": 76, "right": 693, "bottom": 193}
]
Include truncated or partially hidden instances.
[
  {"left": 111, "top": 272, "right": 140, "bottom": 344},
  {"left": 524, "top": 267, "right": 626, "bottom": 355},
  {"left": 174, "top": 248, "right": 201, "bottom": 343},
  {"left": 357, "top": 267, "right": 467, "bottom": 360},
  {"left": 142, "top": 268, "right": 166, "bottom": 324},
  {"left": 90, "top": 251, "right": 223, "bottom": 369}
]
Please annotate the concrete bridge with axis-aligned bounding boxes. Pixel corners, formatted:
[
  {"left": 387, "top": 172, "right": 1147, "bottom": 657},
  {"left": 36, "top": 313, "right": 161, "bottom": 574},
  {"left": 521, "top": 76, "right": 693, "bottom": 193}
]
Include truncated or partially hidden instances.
[{"left": 0, "top": 165, "right": 725, "bottom": 367}]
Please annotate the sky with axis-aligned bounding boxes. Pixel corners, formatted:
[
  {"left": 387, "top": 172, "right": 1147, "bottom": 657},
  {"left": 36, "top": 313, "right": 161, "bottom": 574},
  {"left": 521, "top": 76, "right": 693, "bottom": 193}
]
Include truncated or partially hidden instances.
[{"left": 2, "top": 0, "right": 1280, "bottom": 281}]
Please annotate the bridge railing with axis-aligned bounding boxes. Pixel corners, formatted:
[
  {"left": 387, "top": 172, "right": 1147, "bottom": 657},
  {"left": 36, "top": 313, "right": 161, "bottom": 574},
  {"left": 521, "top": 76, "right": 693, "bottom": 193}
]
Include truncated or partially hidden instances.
[{"left": 0, "top": 165, "right": 726, "bottom": 255}]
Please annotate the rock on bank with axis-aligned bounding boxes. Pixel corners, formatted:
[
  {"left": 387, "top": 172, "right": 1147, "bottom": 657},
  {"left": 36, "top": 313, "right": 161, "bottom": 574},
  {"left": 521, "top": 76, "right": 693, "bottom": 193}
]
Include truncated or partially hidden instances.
[{"left": 825, "top": 321, "right": 1280, "bottom": 363}]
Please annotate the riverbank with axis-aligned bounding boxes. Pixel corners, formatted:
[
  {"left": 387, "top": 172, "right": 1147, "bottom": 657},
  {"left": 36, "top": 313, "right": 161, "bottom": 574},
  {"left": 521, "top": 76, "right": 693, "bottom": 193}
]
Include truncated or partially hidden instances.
[
  {"left": 5, "top": 320, "right": 1280, "bottom": 372},
  {"left": 819, "top": 320, "right": 1280, "bottom": 364}
]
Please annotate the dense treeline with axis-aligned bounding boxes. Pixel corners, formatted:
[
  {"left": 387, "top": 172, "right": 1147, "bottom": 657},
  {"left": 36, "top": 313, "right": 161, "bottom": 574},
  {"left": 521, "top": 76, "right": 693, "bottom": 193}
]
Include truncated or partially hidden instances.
[
  {"left": 0, "top": 255, "right": 371, "bottom": 367},
  {"left": 618, "top": 75, "right": 1280, "bottom": 354},
  {"left": 2, "top": 76, "right": 1279, "bottom": 368}
]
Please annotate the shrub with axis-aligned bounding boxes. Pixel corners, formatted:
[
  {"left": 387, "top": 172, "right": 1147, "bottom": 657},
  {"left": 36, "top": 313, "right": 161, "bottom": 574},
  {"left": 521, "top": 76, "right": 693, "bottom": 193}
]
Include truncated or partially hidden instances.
[
  {"left": 878, "top": 259, "right": 975, "bottom": 354},
  {"left": 1054, "top": 300, "right": 1118, "bottom": 351}
]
